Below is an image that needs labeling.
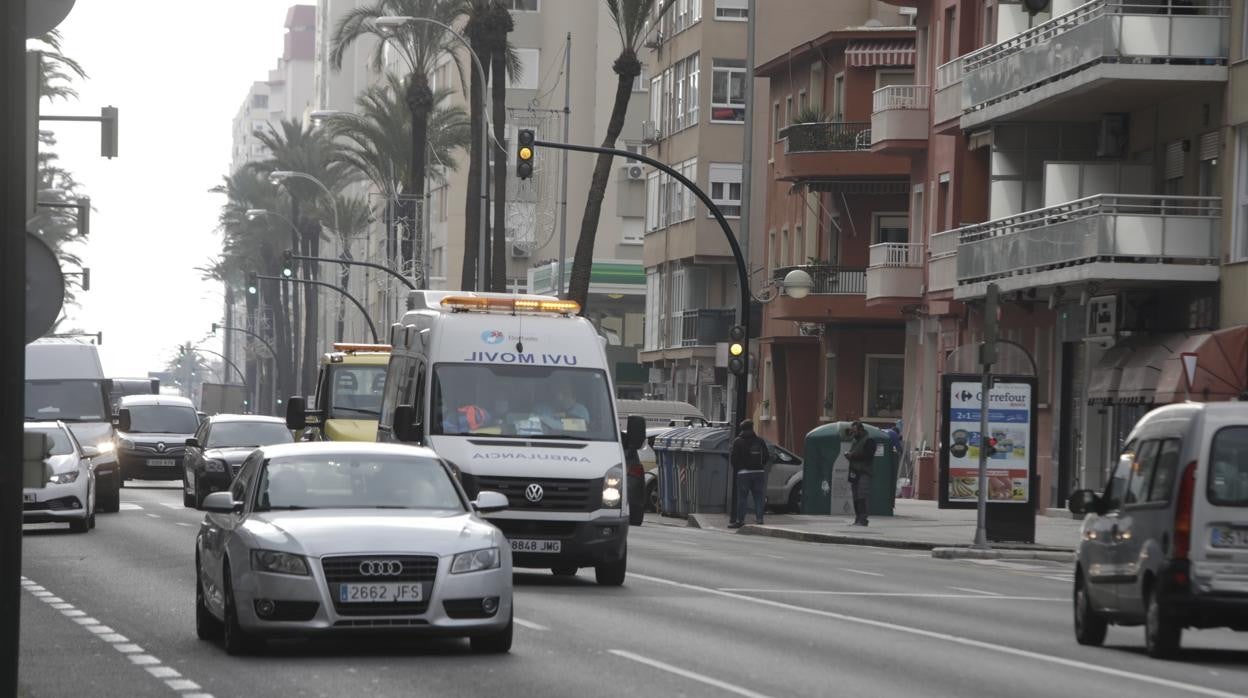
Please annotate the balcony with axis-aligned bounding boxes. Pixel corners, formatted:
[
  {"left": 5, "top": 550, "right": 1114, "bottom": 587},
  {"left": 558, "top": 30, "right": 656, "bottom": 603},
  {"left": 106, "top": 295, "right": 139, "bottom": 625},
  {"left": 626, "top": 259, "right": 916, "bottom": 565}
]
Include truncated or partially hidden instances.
[
  {"left": 932, "top": 58, "right": 963, "bottom": 130},
  {"left": 953, "top": 194, "right": 1221, "bottom": 300},
  {"left": 866, "top": 243, "right": 924, "bottom": 303},
  {"left": 675, "top": 308, "right": 734, "bottom": 348},
  {"left": 927, "top": 230, "right": 959, "bottom": 294},
  {"left": 961, "top": 0, "right": 1230, "bottom": 129},
  {"left": 766, "top": 264, "right": 898, "bottom": 324},
  {"left": 776, "top": 122, "right": 909, "bottom": 182},
  {"left": 870, "top": 86, "right": 929, "bottom": 153}
]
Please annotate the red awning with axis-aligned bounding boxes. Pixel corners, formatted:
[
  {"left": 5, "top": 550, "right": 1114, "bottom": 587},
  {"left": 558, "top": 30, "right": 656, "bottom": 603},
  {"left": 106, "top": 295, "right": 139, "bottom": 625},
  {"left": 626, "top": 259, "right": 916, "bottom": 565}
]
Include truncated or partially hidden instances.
[
  {"left": 845, "top": 40, "right": 916, "bottom": 67},
  {"left": 1152, "top": 326, "right": 1248, "bottom": 404}
]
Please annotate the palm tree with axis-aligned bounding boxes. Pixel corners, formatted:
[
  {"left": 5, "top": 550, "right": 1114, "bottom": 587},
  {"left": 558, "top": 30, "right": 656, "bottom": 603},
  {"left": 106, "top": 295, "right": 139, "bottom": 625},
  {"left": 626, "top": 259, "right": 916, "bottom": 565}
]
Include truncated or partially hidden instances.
[
  {"left": 328, "top": 195, "right": 374, "bottom": 340},
  {"left": 325, "top": 74, "right": 470, "bottom": 285},
  {"left": 567, "top": 0, "right": 674, "bottom": 310},
  {"left": 252, "top": 119, "right": 353, "bottom": 395},
  {"left": 32, "top": 30, "right": 87, "bottom": 102},
  {"left": 331, "top": 0, "right": 470, "bottom": 284},
  {"left": 212, "top": 169, "right": 296, "bottom": 407}
]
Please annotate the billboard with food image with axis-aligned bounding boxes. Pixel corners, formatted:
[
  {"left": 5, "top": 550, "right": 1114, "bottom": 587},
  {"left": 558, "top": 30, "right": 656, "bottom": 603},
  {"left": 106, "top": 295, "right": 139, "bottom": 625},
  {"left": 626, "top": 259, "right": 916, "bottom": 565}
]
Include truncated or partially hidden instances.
[{"left": 939, "top": 377, "right": 1035, "bottom": 507}]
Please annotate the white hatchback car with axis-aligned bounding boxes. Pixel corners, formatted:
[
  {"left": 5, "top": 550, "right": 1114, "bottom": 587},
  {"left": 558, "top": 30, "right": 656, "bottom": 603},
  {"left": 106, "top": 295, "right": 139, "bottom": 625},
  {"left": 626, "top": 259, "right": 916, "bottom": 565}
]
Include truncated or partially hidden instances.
[
  {"left": 1069, "top": 401, "right": 1248, "bottom": 657},
  {"left": 23, "top": 421, "right": 98, "bottom": 533},
  {"left": 195, "top": 442, "right": 513, "bottom": 655}
]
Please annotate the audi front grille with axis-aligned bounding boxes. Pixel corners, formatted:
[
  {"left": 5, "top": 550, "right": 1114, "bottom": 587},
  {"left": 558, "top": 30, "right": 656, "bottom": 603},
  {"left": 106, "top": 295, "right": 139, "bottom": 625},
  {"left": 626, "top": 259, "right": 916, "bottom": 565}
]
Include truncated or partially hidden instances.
[{"left": 320, "top": 555, "right": 438, "bottom": 617}]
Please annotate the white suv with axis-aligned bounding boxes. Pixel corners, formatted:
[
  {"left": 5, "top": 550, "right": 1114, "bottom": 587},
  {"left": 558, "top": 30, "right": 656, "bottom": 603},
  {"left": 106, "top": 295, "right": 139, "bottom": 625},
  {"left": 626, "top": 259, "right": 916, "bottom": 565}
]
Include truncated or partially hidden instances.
[{"left": 1069, "top": 401, "right": 1248, "bottom": 657}]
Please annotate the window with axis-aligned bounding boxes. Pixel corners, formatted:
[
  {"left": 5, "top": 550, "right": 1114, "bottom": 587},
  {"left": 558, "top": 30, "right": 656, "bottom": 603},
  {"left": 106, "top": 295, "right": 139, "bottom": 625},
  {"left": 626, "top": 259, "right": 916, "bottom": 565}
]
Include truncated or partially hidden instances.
[
  {"left": 1209, "top": 426, "right": 1248, "bottom": 506},
  {"left": 872, "top": 213, "right": 909, "bottom": 244},
  {"left": 715, "top": 0, "right": 748, "bottom": 20},
  {"left": 1148, "top": 439, "right": 1182, "bottom": 502},
  {"left": 912, "top": 184, "right": 925, "bottom": 241},
  {"left": 795, "top": 224, "right": 805, "bottom": 263},
  {"left": 646, "top": 170, "right": 660, "bottom": 232},
  {"left": 647, "top": 159, "right": 697, "bottom": 229},
  {"left": 510, "top": 49, "right": 540, "bottom": 90},
  {"left": 1102, "top": 447, "right": 1134, "bottom": 511},
  {"left": 982, "top": 1, "right": 995, "bottom": 46},
  {"left": 943, "top": 6, "right": 957, "bottom": 63},
  {"left": 865, "top": 356, "right": 905, "bottom": 419},
  {"left": 506, "top": 0, "right": 538, "bottom": 9},
  {"left": 645, "top": 269, "right": 662, "bottom": 351},
  {"left": 832, "top": 73, "right": 845, "bottom": 121},
  {"left": 785, "top": 95, "right": 793, "bottom": 129},
  {"left": 769, "top": 230, "right": 778, "bottom": 275},
  {"left": 876, "top": 70, "right": 915, "bottom": 89},
  {"left": 772, "top": 102, "right": 782, "bottom": 141},
  {"left": 710, "top": 59, "right": 747, "bottom": 122},
  {"left": 781, "top": 229, "right": 790, "bottom": 267},
  {"left": 624, "top": 142, "right": 643, "bottom": 163},
  {"left": 1125, "top": 440, "right": 1160, "bottom": 505},
  {"left": 633, "top": 63, "right": 649, "bottom": 93},
  {"left": 650, "top": 75, "right": 663, "bottom": 132},
  {"left": 658, "top": 53, "right": 700, "bottom": 134},
  {"left": 708, "top": 163, "right": 742, "bottom": 217},
  {"left": 251, "top": 93, "right": 268, "bottom": 109},
  {"left": 663, "top": 0, "right": 702, "bottom": 37},
  {"left": 1234, "top": 125, "right": 1248, "bottom": 261}
]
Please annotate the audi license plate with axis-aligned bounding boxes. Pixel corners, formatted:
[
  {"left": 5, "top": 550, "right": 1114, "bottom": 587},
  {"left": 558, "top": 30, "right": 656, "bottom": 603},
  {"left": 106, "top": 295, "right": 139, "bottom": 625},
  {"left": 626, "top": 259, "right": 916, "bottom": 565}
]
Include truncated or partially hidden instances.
[
  {"left": 148, "top": 458, "right": 175, "bottom": 467},
  {"left": 338, "top": 583, "right": 423, "bottom": 603},
  {"left": 23, "top": 493, "right": 35, "bottom": 503},
  {"left": 1212, "top": 527, "right": 1248, "bottom": 549},
  {"left": 510, "top": 539, "right": 561, "bottom": 554}
]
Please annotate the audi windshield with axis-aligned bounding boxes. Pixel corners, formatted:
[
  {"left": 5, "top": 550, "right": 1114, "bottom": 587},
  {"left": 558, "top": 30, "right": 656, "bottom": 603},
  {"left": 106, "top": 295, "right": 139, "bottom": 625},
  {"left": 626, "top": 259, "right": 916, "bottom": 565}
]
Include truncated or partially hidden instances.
[{"left": 254, "top": 454, "right": 467, "bottom": 512}]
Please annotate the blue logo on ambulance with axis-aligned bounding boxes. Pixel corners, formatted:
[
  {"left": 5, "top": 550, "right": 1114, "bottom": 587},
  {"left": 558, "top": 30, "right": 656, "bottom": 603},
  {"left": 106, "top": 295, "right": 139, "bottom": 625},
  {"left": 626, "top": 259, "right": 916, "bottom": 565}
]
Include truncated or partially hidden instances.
[{"left": 482, "top": 330, "right": 505, "bottom": 345}]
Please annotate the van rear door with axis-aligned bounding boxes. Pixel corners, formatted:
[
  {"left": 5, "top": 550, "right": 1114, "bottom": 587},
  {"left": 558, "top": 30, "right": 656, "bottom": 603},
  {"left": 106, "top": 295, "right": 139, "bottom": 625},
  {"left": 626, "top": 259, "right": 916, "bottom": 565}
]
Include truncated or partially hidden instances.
[{"left": 1194, "top": 423, "right": 1248, "bottom": 595}]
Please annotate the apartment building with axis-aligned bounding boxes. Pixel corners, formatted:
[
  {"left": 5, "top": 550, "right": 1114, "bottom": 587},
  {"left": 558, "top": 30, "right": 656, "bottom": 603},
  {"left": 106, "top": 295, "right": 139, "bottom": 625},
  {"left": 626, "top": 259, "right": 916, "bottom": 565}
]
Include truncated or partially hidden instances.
[{"left": 875, "top": 0, "right": 1244, "bottom": 508}]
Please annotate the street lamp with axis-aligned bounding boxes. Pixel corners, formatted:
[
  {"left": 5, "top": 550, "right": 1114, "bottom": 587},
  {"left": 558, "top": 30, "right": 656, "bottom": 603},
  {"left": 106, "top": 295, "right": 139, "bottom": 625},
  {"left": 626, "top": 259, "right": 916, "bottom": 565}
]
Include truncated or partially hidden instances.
[
  {"left": 268, "top": 171, "right": 341, "bottom": 238},
  {"left": 373, "top": 14, "right": 492, "bottom": 292},
  {"left": 752, "top": 267, "right": 814, "bottom": 303}
]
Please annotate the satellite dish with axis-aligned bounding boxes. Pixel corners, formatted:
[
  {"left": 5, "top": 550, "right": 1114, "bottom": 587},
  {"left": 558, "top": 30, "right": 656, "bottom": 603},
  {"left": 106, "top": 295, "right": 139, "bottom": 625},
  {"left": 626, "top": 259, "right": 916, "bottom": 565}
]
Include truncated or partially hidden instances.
[
  {"left": 26, "top": 0, "right": 77, "bottom": 38},
  {"left": 26, "top": 232, "right": 65, "bottom": 343},
  {"left": 1021, "top": 0, "right": 1050, "bottom": 15}
]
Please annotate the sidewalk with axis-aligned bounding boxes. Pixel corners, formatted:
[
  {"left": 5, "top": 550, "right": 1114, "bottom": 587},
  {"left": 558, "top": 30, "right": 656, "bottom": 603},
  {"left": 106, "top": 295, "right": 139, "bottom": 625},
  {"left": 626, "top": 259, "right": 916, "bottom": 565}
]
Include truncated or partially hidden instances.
[{"left": 654, "top": 499, "right": 1082, "bottom": 561}]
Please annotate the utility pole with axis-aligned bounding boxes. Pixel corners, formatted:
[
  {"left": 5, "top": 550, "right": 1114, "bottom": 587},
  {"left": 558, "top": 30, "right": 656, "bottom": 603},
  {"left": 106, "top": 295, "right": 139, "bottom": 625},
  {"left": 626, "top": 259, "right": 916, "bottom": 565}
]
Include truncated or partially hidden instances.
[
  {"left": 973, "top": 283, "right": 1000, "bottom": 550},
  {"left": 557, "top": 32, "right": 571, "bottom": 297},
  {"left": 737, "top": 0, "right": 757, "bottom": 423}
]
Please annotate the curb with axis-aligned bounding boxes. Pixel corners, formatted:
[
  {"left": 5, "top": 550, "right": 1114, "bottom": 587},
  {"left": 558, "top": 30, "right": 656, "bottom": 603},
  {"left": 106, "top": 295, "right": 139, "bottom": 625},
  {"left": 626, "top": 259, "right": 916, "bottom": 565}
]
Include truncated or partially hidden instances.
[
  {"left": 734, "top": 525, "right": 937, "bottom": 551},
  {"left": 931, "top": 546, "right": 1075, "bottom": 562}
]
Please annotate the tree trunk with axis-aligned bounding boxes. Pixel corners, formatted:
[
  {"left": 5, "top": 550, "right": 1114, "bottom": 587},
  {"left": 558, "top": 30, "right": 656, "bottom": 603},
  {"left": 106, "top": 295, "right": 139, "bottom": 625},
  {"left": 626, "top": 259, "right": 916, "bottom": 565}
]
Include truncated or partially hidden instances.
[
  {"left": 289, "top": 196, "right": 303, "bottom": 394},
  {"left": 567, "top": 60, "right": 638, "bottom": 311},
  {"left": 406, "top": 74, "right": 433, "bottom": 288},
  {"left": 260, "top": 247, "right": 295, "bottom": 412},
  {"left": 491, "top": 46, "right": 508, "bottom": 292},
  {"left": 301, "top": 219, "right": 320, "bottom": 396},
  {"left": 336, "top": 239, "right": 351, "bottom": 341},
  {"left": 462, "top": 35, "right": 487, "bottom": 292}
]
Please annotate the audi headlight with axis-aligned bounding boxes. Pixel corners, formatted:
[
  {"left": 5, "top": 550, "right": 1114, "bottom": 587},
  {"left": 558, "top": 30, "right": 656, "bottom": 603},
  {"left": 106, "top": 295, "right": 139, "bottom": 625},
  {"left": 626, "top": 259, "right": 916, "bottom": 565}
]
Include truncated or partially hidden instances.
[
  {"left": 204, "top": 459, "right": 227, "bottom": 473},
  {"left": 118, "top": 438, "right": 135, "bottom": 451},
  {"left": 250, "top": 550, "right": 310, "bottom": 576},
  {"left": 48, "top": 470, "right": 80, "bottom": 485},
  {"left": 94, "top": 441, "right": 114, "bottom": 455},
  {"left": 451, "top": 547, "right": 500, "bottom": 574},
  {"left": 602, "top": 464, "right": 623, "bottom": 508}
]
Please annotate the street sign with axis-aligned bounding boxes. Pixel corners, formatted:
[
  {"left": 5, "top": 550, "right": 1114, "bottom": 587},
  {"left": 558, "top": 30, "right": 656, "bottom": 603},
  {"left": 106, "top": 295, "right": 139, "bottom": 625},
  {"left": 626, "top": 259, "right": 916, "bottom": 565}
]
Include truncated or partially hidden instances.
[
  {"left": 1180, "top": 352, "right": 1198, "bottom": 394},
  {"left": 25, "top": 232, "right": 64, "bottom": 343},
  {"left": 26, "top": 0, "right": 76, "bottom": 38}
]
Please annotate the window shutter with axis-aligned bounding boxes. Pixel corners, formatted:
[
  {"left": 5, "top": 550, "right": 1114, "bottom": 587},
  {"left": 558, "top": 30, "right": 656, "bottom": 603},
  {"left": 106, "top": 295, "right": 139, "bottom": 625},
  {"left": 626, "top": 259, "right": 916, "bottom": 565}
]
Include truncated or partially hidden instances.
[
  {"left": 1164, "top": 140, "right": 1185, "bottom": 180},
  {"left": 1199, "top": 130, "right": 1221, "bottom": 162}
]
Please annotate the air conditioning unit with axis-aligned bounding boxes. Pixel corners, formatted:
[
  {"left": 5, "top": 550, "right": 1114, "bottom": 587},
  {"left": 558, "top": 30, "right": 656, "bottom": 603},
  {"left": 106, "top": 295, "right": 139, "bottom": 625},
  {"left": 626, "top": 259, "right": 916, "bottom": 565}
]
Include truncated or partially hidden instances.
[
  {"left": 510, "top": 244, "right": 531, "bottom": 259},
  {"left": 622, "top": 164, "right": 645, "bottom": 180},
  {"left": 1086, "top": 295, "right": 1118, "bottom": 338},
  {"left": 641, "top": 121, "right": 660, "bottom": 145},
  {"left": 643, "top": 30, "right": 663, "bottom": 50},
  {"left": 798, "top": 323, "right": 825, "bottom": 337}
]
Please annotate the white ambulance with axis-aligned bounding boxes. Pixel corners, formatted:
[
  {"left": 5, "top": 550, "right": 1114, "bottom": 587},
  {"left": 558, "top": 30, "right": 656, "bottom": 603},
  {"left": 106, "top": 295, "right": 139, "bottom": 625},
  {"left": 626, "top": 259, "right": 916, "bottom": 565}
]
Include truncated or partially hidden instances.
[{"left": 377, "top": 291, "right": 629, "bottom": 585}]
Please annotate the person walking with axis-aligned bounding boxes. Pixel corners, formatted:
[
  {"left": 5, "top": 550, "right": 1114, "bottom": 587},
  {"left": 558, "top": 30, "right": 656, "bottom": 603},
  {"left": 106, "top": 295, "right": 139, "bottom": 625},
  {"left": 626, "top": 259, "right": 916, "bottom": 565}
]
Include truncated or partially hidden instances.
[
  {"left": 728, "top": 420, "right": 769, "bottom": 529},
  {"left": 846, "top": 421, "right": 877, "bottom": 526}
]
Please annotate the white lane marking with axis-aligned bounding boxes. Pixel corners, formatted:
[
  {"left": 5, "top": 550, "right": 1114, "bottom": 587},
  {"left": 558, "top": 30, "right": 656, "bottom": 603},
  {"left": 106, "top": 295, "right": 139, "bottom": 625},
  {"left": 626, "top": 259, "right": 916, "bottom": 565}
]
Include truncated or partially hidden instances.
[
  {"left": 1043, "top": 575, "right": 1074, "bottom": 582},
  {"left": 42, "top": 597, "right": 63, "bottom": 604},
  {"left": 22, "top": 577, "right": 214, "bottom": 697},
  {"left": 145, "top": 513, "right": 161, "bottom": 519},
  {"left": 514, "top": 618, "right": 549, "bottom": 631},
  {"left": 841, "top": 568, "right": 883, "bottom": 577},
  {"left": 634, "top": 573, "right": 1245, "bottom": 698},
  {"left": 718, "top": 589, "right": 1062, "bottom": 600},
  {"left": 176, "top": 522, "right": 193, "bottom": 527},
  {"left": 610, "top": 650, "right": 775, "bottom": 698},
  {"left": 118, "top": 503, "right": 143, "bottom": 511},
  {"left": 761, "top": 554, "right": 787, "bottom": 560},
  {"left": 31, "top": 590, "right": 53, "bottom": 597},
  {"left": 947, "top": 587, "right": 1003, "bottom": 597},
  {"left": 161, "top": 503, "right": 183, "bottom": 509}
]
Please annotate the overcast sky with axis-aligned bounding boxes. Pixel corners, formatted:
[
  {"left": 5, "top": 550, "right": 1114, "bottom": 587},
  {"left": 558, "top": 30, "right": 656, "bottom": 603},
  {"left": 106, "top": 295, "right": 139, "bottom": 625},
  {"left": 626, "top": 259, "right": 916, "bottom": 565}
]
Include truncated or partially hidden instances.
[{"left": 44, "top": 1, "right": 305, "bottom": 377}]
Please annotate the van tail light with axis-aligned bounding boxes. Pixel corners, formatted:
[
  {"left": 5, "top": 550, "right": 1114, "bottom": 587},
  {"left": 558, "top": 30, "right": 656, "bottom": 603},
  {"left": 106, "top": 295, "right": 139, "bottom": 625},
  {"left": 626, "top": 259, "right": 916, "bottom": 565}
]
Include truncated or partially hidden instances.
[{"left": 1173, "top": 460, "right": 1198, "bottom": 560}]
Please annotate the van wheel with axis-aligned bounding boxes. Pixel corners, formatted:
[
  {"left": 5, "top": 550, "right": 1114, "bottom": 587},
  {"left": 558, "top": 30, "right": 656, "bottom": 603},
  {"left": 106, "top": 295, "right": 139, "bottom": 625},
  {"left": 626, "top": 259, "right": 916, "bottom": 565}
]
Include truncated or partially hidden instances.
[
  {"left": 595, "top": 546, "right": 627, "bottom": 587},
  {"left": 646, "top": 480, "right": 661, "bottom": 513},
  {"left": 1145, "top": 583, "right": 1181, "bottom": 659},
  {"left": 1073, "top": 571, "right": 1107, "bottom": 646}
]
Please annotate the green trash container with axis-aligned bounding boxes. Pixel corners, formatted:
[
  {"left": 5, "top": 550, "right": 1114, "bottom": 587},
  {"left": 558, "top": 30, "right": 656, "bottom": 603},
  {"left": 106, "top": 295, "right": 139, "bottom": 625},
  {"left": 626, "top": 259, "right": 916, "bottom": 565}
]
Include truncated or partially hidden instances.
[{"left": 802, "top": 421, "right": 897, "bottom": 517}]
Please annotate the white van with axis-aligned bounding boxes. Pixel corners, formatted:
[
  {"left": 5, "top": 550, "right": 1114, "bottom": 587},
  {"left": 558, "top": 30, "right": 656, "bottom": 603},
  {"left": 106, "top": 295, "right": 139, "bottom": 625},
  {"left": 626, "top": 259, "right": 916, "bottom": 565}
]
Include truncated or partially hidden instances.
[
  {"left": 377, "top": 291, "right": 629, "bottom": 586},
  {"left": 1070, "top": 401, "right": 1248, "bottom": 657},
  {"left": 26, "top": 340, "right": 121, "bottom": 512}
]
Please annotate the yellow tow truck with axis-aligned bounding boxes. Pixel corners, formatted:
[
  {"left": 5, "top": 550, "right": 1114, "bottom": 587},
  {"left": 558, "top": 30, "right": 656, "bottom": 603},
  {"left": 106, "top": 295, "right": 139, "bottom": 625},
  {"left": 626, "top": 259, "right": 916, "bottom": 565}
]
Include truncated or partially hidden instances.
[{"left": 286, "top": 343, "right": 390, "bottom": 441}]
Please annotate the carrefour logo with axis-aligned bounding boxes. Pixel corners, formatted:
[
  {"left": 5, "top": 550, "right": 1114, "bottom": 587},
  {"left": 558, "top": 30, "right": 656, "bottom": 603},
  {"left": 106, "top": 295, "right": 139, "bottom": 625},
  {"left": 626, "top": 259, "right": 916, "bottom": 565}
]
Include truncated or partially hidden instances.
[{"left": 482, "top": 330, "right": 505, "bottom": 345}]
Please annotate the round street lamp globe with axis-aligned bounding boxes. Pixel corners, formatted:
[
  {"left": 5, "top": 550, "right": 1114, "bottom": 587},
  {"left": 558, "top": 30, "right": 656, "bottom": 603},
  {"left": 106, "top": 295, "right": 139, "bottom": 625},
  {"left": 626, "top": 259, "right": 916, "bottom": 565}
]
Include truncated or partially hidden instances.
[{"left": 783, "top": 268, "right": 814, "bottom": 299}]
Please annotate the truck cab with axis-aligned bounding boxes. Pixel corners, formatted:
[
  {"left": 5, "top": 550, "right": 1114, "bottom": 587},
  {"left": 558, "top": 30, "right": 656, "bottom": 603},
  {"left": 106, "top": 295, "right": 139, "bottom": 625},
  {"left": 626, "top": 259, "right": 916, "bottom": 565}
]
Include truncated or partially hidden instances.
[
  {"left": 286, "top": 343, "right": 390, "bottom": 442},
  {"left": 377, "top": 291, "right": 629, "bottom": 586}
]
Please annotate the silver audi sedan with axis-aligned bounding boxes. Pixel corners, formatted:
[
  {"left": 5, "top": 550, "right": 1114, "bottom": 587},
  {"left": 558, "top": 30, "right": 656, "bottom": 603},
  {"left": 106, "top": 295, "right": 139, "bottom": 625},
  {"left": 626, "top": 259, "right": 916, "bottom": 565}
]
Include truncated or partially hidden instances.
[{"left": 194, "top": 442, "right": 513, "bottom": 655}]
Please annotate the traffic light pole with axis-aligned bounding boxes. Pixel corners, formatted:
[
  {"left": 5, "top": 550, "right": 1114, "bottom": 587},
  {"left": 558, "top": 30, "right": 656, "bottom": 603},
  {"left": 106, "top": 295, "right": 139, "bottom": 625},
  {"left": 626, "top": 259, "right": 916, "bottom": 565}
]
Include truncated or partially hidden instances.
[
  {"left": 258, "top": 274, "right": 379, "bottom": 344},
  {"left": 973, "top": 283, "right": 1000, "bottom": 550},
  {"left": 285, "top": 251, "right": 416, "bottom": 291},
  {"left": 533, "top": 138, "right": 752, "bottom": 431}
]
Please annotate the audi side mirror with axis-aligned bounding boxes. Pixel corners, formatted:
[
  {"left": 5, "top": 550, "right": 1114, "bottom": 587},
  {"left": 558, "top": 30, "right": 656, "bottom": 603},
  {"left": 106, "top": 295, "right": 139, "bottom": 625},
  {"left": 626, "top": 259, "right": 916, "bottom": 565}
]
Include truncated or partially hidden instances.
[
  {"left": 80, "top": 445, "right": 100, "bottom": 459},
  {"left": 473, "top": 491, "right": 508, "bottom": 514},
  {"left": 201, "top": 491, "right": 240, "bottom": 513},
  {"left": 185, "top": 437, "right": 199, "bottom": 449}
]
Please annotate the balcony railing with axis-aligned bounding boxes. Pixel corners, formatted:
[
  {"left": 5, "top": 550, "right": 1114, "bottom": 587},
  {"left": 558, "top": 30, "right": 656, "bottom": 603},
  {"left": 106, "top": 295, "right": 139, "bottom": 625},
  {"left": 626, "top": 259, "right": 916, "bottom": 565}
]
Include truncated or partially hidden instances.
[
  {"left": 954, "top": 194, "right": 1221, "bottom": 285},
  {"left": 772, "top": 265, "right": 866, "bottom": 295},
  {"left": 963, "top": 0, "right": 1231, "bottom": 114},
  {"left": 869, "top": 242, "right": 925, "bottom": 268},
  {"left": 872, "top": 85, "right": 930, "bottom": 113},
  {"left": 927, "top": 231, "right": 960, "bottom": 293},
  {"left": 676, "top": 308, "right": 735, "bottom": 348},
  {"left": 934, "top": 57, "right": 964, "bottom": 91},
  {"left": 933, "top": 57, "right": 965, "bottom": 125},
  {"left": 782, "top": 122, "right": 872, "bottom": 154}
]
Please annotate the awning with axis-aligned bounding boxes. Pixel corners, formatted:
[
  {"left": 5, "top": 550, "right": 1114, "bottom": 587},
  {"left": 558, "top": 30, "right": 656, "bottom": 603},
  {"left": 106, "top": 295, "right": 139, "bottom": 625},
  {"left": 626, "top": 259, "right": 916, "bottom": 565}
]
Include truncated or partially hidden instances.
[
  {"left": 1086, "top": 327, "right": 1248, "bottom": 405},
  {"left": 845, "top": 40, "right": 916, "bottom": 67}
]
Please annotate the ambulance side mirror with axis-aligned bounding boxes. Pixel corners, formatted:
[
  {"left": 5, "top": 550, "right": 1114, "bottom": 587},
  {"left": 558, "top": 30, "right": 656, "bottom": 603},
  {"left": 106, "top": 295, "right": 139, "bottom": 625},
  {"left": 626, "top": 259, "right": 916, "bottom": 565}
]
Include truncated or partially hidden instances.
[{"left": 393, "top": 404, "right": 424, "bottom": 443}]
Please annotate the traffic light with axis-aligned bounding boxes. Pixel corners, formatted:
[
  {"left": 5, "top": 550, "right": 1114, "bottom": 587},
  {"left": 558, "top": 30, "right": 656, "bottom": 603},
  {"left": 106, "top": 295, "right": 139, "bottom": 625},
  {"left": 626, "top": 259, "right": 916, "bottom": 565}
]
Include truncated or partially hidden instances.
[
  {"left": 246, "top": 272, "right": 258, "bottom": 295},
  {"left": 980, "top": 282, "right": 999, "bottom": 367},
  {"left": 982, "top": 436, "right": 998, "bottom": 458},
  {"left": 727, "top": 325, "right": 747, "bottom": 375},
  {"left": 281, "top": 250, "right": 295, "bottom": 278},
  {"left": 516, "top": 129, "right": 535, "bottom": 179},
  {"left": 100, "top": 106, "right": 118, "bottom": 159}
]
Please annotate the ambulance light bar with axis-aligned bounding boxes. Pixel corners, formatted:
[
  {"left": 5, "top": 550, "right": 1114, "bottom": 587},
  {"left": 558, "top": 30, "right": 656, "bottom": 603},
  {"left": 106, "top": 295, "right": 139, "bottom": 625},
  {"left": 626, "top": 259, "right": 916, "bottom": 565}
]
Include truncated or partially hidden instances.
[
  {"left": 440, "top": 296, "right": 581, "bottom": 315},
  {"left": 331, "top": 343, "right": 392, "bottom": 353}
]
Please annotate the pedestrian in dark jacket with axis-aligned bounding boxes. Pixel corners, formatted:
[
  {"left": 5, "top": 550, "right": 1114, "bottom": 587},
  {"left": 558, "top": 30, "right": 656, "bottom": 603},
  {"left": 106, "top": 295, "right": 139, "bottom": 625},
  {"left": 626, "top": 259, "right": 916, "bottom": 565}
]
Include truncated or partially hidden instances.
[
  {"left": 846, "top": 421, "right": 877, "bottom": 526},
  {"left": 728, "top": 420, "right": 769, "bottom": 529}
]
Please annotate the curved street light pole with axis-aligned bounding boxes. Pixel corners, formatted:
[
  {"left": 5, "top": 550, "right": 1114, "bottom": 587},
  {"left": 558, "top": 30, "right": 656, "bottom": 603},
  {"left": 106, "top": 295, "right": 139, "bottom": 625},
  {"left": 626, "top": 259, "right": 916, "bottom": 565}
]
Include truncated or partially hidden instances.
[
  {"left": 258, "top": 274, "right": 379, "bottom": 343},
  {"left": 211, "top": 323, "right": 280, "bottom": 415},
  {"left": 376, "top": 15, "right": 490, "bottom": 292},
  {"left": 191, "top": 346, "right": 247, "bottom": 385},
  {"left": 284, "top": 250, "right": 416, "bottom": 291},
  {"left": 268, "top": 171, "right": 341, "bottom": 237}
]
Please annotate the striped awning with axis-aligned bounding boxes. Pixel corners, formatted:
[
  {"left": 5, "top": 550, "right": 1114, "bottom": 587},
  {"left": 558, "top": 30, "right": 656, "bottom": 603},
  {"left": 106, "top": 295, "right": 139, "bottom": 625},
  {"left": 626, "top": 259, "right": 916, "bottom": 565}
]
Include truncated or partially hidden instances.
[{"left": 845, "top": 40, "right": 916, "bottom": 67}]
